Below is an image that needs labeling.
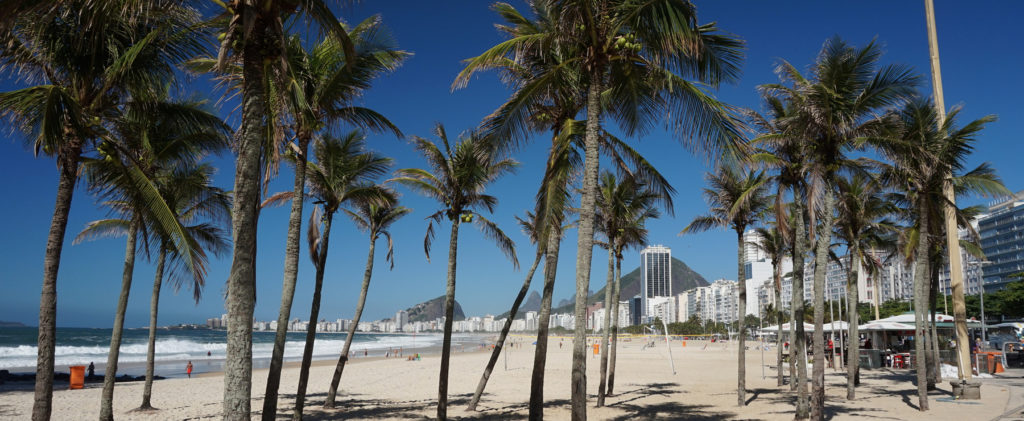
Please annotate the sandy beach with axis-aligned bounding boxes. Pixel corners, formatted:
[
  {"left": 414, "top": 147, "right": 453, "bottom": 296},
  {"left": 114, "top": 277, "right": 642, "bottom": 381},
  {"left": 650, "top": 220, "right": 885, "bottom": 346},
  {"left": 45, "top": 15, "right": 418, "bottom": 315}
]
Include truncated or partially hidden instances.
[{"left": 1, "top": 337, "right": 1019, "bottom": 420}]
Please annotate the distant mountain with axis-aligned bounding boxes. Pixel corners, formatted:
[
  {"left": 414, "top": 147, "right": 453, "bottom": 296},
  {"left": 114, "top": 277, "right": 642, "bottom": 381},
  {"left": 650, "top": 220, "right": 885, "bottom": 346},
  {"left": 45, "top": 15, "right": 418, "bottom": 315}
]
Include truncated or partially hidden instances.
[
  {"left": 405, "top": 295, "right": 465, "bottom": 322},
  {"left": 494, "top": 291, "right": 543, "bottom": 320},
  {"left": 550, "top": 257, "right": 708, "bottom": 314},
  {"left": 0, "top": 321, "right": 26, "bottom": 327},
  {"left": 521, "top": 291, "right": 542, "bottom": 313}
]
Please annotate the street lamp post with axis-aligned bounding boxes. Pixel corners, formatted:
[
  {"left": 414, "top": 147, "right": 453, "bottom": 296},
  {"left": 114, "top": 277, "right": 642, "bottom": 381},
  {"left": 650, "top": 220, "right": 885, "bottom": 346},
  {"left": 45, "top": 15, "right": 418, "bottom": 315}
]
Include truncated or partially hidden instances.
[{"left": 974, "top": 261, "right": 992, "bottom": 343}]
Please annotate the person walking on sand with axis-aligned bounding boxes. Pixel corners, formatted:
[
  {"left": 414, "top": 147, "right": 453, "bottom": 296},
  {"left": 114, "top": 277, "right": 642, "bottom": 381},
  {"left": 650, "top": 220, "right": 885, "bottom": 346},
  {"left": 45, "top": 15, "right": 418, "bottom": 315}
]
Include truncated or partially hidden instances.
[{"left": 186, "top": 361, "right": 193, "bottom": 378}]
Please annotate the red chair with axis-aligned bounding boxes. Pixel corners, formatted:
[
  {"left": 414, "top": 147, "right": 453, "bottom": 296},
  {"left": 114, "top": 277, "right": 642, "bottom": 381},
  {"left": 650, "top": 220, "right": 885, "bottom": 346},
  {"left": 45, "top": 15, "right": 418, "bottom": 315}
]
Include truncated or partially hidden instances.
[{"left": 893, "top": 354, "right": 907, "bottom": 369}]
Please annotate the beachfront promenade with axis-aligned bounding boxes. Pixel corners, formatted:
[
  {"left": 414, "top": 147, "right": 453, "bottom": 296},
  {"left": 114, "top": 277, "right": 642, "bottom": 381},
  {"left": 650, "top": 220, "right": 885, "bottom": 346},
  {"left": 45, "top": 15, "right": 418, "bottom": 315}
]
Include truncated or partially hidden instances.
[{"left": 0, "top": 338, "right": 1019, "bottom": 420}]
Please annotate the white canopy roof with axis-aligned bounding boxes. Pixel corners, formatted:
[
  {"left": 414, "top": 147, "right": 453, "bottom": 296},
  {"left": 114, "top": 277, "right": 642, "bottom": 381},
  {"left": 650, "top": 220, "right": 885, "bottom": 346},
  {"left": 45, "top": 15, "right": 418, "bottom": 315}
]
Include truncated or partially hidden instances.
[
  {"left": 858, "top": 321, "right": 915, "bottom": 331},
  {"left": 874, "top": 312, "right": 954, "bottom": 323},
  {"left": 760, "top": 321, "right": 850, "bottom": 333}
]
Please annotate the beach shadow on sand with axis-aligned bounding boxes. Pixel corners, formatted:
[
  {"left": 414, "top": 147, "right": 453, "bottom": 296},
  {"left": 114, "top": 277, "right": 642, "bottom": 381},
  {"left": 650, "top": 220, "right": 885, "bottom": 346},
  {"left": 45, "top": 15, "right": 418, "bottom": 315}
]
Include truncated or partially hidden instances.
[
  {"left": 602, "top": 382, "right": 738, "bottom": 420},
  {"left": 607, "top": 401, "right": 736, "bottom": 420},
  {"left": 290, "top": 392, "right": 542, "bottom": 420}
]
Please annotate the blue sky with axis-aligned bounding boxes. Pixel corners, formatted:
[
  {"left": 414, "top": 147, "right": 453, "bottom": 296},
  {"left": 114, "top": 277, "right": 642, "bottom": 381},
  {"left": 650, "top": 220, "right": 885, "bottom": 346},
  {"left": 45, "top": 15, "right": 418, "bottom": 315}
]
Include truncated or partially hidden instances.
[{"left": 1, "top": 1, "right": 1021, "bottom": 328}]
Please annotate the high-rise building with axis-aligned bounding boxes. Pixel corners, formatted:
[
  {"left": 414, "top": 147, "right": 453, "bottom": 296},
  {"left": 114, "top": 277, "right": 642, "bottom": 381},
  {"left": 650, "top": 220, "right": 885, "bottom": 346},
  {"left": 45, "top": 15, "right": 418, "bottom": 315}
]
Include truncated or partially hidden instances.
[
  {"left": 628, "top": 295, "right": 642, "bottom": 326},
  {"left": 743, "top": 229, "right": 768, "bottom": 262},
  {"left": 978, "top": 191, "right": 1024, "bottom": 292},
  {"left": 394, "top": 310, "right": 408, "bottom": 332},
  {"left": 641, "top": 245, "right": 672, "bottom": 321},
  {"left": 675, "top": 279, "right": 740, "bottom": 325}
]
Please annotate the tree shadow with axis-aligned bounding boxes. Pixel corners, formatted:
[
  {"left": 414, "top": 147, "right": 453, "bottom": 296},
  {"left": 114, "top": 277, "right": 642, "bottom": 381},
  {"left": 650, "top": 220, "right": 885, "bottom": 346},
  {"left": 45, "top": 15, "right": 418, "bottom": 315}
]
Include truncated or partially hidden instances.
[
  {"left": 822, "top": 404, "right": 904, "bottom": 421},
  {"left": 607, "top": 382, "right": 678, "bottom": 407},
  {"left": 294, "top": 392, "right": 552, "bottom": 420},
  {"left": 744, "top": 388, "right": 766, "bottom": 405},
  {"left": 0, "top": 404, "right": 21, "bottom": 418},
  {"left": 607, "top": 401, "right": 737, "bottom": 420}
]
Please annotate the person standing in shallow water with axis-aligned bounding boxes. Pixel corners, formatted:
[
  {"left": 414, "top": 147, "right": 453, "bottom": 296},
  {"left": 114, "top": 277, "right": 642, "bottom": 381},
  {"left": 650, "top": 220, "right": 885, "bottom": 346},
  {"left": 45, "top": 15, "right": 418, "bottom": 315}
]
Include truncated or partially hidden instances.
[
  {"left": 87, "top": 362, "right": 95, "bottom": 378},
  {"left": 186, "top": 361, "right": 193, "bottom": 378}
]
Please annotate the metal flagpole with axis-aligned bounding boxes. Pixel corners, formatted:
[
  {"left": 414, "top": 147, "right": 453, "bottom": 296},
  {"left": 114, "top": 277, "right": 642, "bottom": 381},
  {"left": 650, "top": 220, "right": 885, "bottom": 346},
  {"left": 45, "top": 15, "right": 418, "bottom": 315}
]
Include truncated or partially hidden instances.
[{"left": 661, "top": 318, "right": 677, "bottom": 375}]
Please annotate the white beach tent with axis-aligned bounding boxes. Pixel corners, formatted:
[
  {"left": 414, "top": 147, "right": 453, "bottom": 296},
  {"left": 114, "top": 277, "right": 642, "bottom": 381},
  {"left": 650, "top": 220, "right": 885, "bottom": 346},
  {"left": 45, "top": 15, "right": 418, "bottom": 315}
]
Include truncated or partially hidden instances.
[
  {"left": 822, "top": 321, "right": 851, "bottom": 332},
  {"left": 858, "top": 321, "right": 915, "bottom": 332},
  {"left": 761, "top": 322, "right": 817, "bottom": 332},
  {"left": 761, "top": 321, "right": 851, "bottom": 333},
  {"left": 874, "top": 312, "right": 954, "bottom": 324}
]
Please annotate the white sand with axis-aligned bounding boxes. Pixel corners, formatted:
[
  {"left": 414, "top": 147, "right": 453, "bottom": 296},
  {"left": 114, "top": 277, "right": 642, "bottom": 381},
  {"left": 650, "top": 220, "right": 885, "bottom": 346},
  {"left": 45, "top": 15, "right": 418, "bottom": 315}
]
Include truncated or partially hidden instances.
[{"left": 0, "top": 336, "right": 1015, "bottom": 420}]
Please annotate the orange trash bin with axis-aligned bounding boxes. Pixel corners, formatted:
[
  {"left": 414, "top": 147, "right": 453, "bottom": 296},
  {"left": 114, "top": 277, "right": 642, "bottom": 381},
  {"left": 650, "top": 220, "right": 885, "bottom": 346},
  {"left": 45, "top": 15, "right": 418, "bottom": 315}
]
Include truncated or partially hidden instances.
[
  {"left": 593, "top": 343, "right": 599, "bottom": 355},
  {"left": 69, "top": 365, "right": 85, "bottom": 390}
]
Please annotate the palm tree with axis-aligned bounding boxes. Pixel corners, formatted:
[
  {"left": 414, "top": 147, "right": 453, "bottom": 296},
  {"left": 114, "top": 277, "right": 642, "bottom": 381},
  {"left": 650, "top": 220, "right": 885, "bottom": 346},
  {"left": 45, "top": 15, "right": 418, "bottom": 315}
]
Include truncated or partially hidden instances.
[
  {"left": 78, "top": 95, "right": 232, "bottom": 419},
  {"left": 748, "top": 91, "right": 808, "bottom": 399},
  {"left": 833, "top": 173, "right": 896, "bottom": 399},
  {"left": 752, "top": 225, "right": 787, "bottom": 386},
  {"left": 392, "top": 124, "right": 519, "bottom": 420},
  {"left": 250, "top": 18, "right": 407, "bottom": 418},
  {"left": 458, "top": 3, "right": 743, "bottom": 415},
  {"left": 0, "top": 3, "right": 205, "bottom": 417},
  {"left": 455, "top": 9, "right": 584, "bottom": 414},
  {"left": 100, "top": 95, "right": 231, "bottom": 414},
  {"left": 466, "top": 211, "right": 546, "bottom": 411},
  {"left": 878, "top": 98, "right": 1005, "bottom": 410},
  {"left": 272, "top": 132, "right": 393, "bottom": 420},
  {"left": 682, "top": 166, "right": 771, "bottom": 406},
  {"left": 595, "top": 172, "right": 661, "bottom": 405},
  {"left": 208, "top": 3, "right": 356, "bottom": 417},
  {"left": 761, "top": 37, "right": 919, "bottom": 419},
  {"left": 541, "top": 3, "right": 746, "bottom": 414},
  {"left": 138, "top": 164, "right": 231, "bottom": 411},
  {"left": 605, "top": 203, "right": 652, "bottom": 396},
  {"left": 323, "top": 195, "right": 410, "bottom": 408}
]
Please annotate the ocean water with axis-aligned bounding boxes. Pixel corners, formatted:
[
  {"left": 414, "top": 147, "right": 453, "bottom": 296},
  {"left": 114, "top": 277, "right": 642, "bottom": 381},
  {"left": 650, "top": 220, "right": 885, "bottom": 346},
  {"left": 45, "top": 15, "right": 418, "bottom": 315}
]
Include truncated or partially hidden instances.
[{"left": 0, "top": 327, "right": 442, "bottom": 372}]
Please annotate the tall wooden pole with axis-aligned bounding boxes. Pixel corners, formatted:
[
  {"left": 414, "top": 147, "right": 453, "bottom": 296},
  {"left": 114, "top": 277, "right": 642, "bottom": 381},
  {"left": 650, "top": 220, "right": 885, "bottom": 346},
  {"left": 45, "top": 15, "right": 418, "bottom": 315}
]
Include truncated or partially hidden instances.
[{"left": 924, "top": 0, "right": 972, "bottom": 383}]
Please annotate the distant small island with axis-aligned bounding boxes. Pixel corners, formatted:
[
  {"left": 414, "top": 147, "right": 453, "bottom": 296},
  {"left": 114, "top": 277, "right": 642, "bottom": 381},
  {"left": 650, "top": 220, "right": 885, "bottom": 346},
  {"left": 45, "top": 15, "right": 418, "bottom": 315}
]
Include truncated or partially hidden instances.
[{"left": 0, "top": 321, "right": 27, "bottom": 327}]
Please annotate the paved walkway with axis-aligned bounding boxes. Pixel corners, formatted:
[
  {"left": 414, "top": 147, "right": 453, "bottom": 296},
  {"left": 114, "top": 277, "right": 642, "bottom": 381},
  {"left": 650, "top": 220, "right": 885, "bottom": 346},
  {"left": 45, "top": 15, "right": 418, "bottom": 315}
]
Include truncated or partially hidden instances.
[{"left": 986, "top": 368, "right": 1024, "bottom": 421}]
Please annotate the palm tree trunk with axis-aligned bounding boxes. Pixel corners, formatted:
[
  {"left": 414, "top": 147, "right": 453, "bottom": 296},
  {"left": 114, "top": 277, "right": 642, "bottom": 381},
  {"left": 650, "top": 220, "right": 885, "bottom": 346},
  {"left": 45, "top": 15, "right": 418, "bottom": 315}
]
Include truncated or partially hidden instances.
[
  {"left": 438, "top": 220, "right": 461, "bottom": 421},
  {"left": 774, "top": 260, "right": 784, "bottom": 387},
  {"left": 913, "top": 198, "right": 931, "bottom": 411},
  {"left": 223, "top": 30, "right": 269, "bottom": 421},
  {"left": 597, "top": 248, "right": 615, "bottom": 407},
  {"left": 263, "top": 135, "right": 310, "bottom": 420},
  {"left": 467, "top": 250, "right": 543, "bottom": 411},
  {"left": 607, "top": 257, "right": 622, "bottom": 395},
  {"left": 99, "top": 219, "right": 140, "bottom": 421},
  {"left": 736, "top": 230, "right": 747, "bottom": 406},
  {"left": 792, "top": 197, "right": 810, "bottom": 419},
  {"left": 571, "top": 75, "right": 603, "bottom": 421},
  {"left": 846, "top": 246, "right": 860, "bottom": 400},
  {"left": 140, "top": 245, "right": 167, "bottom": 410},
  {"left": 293, "top": 213, "right": 334, "bottom": 420},
  {"left": 530, "top": 228, "right": 561, "bottom": 420},
  {"left": 32, "top": 141, "right": 81, "bottom": 421},
  {"left": 325, "top": 235, "right": 379, "bottom": 408},
  {"left": 927, "top": 258, "right": 940, "bottom": 389},
  {"left": 810, "top": 190, "right": 835, "bottom": 421},
  {"left": 789, "top": 303, "right": 796, "bottom": 391}
]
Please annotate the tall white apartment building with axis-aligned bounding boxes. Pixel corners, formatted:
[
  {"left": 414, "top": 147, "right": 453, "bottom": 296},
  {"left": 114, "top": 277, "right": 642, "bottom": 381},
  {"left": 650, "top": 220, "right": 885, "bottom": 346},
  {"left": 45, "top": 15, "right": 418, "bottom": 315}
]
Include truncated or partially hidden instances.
[
  {"left": 650, "top": 296, "right": 676, "bottom": 324},
  {"left": 394, "top": 310, "right": 408, "bottom": 332},
  {"left": 675, "top": 279, "right": 739, "bottom": 325}
]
